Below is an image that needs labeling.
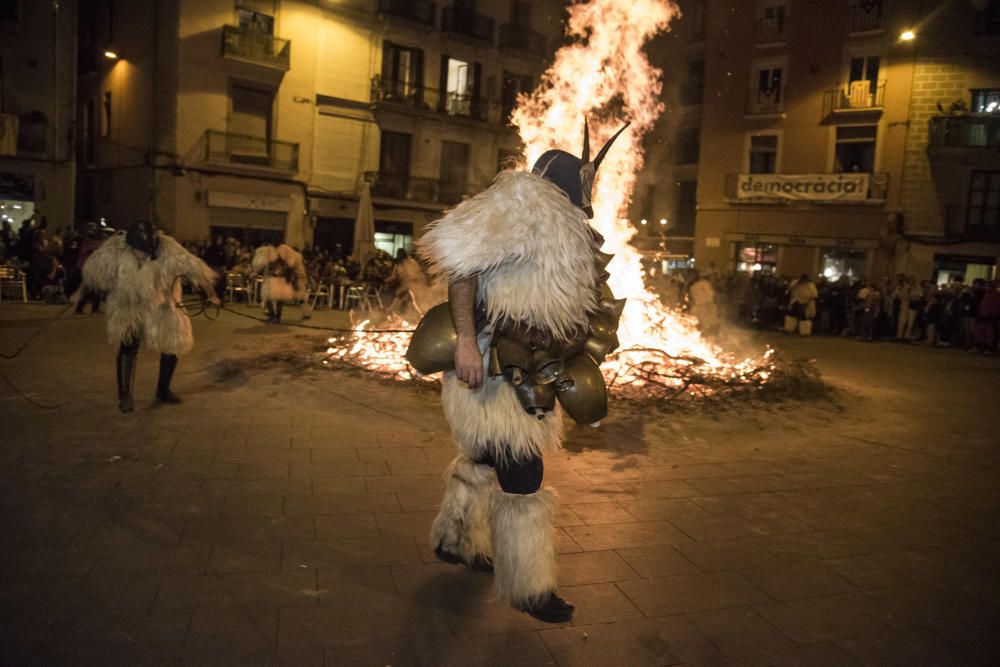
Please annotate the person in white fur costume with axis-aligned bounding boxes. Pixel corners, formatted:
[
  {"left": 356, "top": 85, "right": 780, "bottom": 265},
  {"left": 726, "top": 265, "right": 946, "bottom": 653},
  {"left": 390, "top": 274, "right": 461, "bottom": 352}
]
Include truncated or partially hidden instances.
[
  {"left": 81, "top": 220, "right": 219, "bottom": 413},
  {"left": 409, "top": 123, "right": 630, "bottom": 623},
  {"left": 251, "top": 244, "right": 310, "bottom": 323}
]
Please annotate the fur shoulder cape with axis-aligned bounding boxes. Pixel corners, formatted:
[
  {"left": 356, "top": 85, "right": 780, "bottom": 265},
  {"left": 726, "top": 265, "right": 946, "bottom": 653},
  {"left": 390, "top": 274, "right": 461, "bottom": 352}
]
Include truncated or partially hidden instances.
[
  {"left": 417, "top": 170, "right": 599, "bottom": 340},
  {"left": 83, "top": 231, "right": 216, "bottom": 295}
]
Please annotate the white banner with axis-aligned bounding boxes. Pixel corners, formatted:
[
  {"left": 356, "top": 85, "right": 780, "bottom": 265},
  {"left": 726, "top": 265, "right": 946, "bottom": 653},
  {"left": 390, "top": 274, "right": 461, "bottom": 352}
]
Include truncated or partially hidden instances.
[{"left": 736, "top": 173, "right": 870, "bottom": 201}]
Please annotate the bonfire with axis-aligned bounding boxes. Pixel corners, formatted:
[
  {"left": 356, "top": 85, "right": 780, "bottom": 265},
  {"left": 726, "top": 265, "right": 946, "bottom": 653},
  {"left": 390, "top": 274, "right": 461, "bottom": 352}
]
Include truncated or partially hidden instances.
[{"left": 325, "top": 0, "right": 800, "bottom": 403}]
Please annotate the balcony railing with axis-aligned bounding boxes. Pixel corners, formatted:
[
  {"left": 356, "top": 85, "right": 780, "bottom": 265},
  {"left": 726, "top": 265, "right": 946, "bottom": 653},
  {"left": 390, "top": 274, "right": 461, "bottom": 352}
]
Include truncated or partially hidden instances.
[
  {"left": 724, "top": 172, "right": 889, "bottom": 202},
  {"left": 441, "top": 5, "right": 494, "bottom": 44},
  {"left": 499, "top": 23, "right": 547, "bottom": 58},
  {"left": 365, "top": 171, "right": 475, "bottom": 205},
  {"left": 849, "top": 1, "right": 885, "bottom": 33},
  {"left": 745, "top": 86, "right": 785, "bottom": 115},
  {"left": 378, "top": 0, "right": 436, "bottom": 27},
  {"left": 370, "top": 75, "right": 500, "bottom": 123},
  {"left": 823, "top": 81, "right": 886, "bottom": 114},
  {"left": 755, "top": 16, "right": 787, "bottom": 43},
  {"left": 928, "top": 115, "right": 1000, "bottom": 149},
  {"left": 203, "top": 130, "right": 299, "bottom": 171},
  {"left": 221, "top": 24, "right": 290, "bottom": 70}
]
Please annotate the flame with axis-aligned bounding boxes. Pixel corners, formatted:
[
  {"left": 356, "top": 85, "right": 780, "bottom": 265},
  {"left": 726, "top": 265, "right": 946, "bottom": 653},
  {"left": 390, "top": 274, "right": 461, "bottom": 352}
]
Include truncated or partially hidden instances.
[{"left": 327, "top": 0, "right": 775, "bottom": 398}]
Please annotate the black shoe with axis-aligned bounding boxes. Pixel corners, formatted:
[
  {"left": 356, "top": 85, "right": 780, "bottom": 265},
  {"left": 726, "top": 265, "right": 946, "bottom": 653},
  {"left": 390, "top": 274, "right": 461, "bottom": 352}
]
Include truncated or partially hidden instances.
[
  {"left": 434, "top": 545, "right": 494, "bottom": 573},
  {"left": 156, "top": 354, "right": 180, "bottom": 404},
  {"left": 156, "top": 389, "right": 182, "bottom": 404},
  {"left": 518, "top": 592, "right": 575, "bottom": 624},
  {"left": 118, "top": 395, "right": 134, "bottom": 413}
]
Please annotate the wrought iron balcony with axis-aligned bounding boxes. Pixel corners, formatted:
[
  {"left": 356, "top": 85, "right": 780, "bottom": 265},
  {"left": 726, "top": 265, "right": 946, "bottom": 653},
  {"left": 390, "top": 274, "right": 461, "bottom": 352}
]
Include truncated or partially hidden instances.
[
  {"left": 928, "top": 115, "right": 1000, "bottom": 150},
  {"left": 378, "top": 0, "right": 436, "bottom": 27},
  {"left": 203, "top": 130, "right": 299, "bottom": 171},
  {"left": 221, "top": 24, "right": 290, "bottom": 70},
  {"left": 823, "top": 81, "right": 886, "bottom": 115},
  {"left": 441, "top": 5, "right": 494, "bottom": 44},
  {"left": 745, "top": 86, "right": 785, "bottom": 115},
  {"left": 755, "top": 16, "right": 787, "bottom": 43},
  {"left": 499, "top": 23, "right": 547, "bottom": 58},
  {"left": 848, "top": 0, "right": 884, "bottom": 33},
  {"left": 365, "top": 171, "right": 474, "bottom": 205},
  {"left": 370, "top": 75, "right": 500, "bottom": 123}
]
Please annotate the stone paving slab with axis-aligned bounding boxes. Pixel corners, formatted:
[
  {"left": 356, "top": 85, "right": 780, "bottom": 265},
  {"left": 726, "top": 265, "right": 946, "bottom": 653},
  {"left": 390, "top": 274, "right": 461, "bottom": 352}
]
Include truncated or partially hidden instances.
[{"left": 1, "top": 304, "right": 999, "bottom": 664}]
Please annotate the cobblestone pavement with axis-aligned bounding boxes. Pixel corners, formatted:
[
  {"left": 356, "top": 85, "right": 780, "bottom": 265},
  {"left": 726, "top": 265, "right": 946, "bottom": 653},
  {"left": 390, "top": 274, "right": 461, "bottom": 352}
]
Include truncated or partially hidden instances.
[{"left": 1, "top": 303, "right": 998, "bottom": 665}]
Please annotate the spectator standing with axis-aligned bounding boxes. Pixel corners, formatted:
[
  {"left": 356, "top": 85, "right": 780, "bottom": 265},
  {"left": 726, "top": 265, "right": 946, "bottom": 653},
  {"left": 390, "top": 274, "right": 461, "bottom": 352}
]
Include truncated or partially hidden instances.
[{"left": 894, "top": 276, "right": 923, "bottom": 341}]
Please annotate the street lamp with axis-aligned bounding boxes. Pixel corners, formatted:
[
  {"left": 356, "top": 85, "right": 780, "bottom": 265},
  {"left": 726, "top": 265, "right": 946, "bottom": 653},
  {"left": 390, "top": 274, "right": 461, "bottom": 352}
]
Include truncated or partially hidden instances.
[
  {"left": 899, "top": 29, "right": 915, "bottom": 41},
  {"left": 104, "top": 50, "right": 119, "bottom": 60}
]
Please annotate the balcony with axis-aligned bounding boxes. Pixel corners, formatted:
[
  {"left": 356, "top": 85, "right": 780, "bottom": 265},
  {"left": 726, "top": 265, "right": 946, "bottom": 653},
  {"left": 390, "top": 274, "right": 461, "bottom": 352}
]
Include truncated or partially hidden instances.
[
  {"left": 441, "top": 5, "right": 495, "bottom": 45},
  {"left": 370, "top": 75, "right": 500, "bottom": 124},
  {"left": 724, "top": 172, "right": 889, "bottom": 203},
  {"left": 823, "top": 81, "right": 886, "bottom": 115},
  {"left": 928, "top": 115, "right": 1000, "bottom": 151},
  {"left": 203, "top": 130, "right": 299, "bottom": 171},
  {"left": 378, "top": 0, "right": 436, "bottom": 27},
  {"left": 848, "top": 1, "right": 884, "bottom": 33},
  {"left": 221, "top": 24, "right": 290, "bottom": 70},
  {"left": 755, "top": 16, "right": 787, "bottom": 44},
  {"left": 365, "top": 171, "right": 474, "bottom": 205},
  {"left": 499, "top": 23, "right": 547, "bottom": 59},
  {"left": 745, "top": 87, "right": 785, "bottom": 116}
]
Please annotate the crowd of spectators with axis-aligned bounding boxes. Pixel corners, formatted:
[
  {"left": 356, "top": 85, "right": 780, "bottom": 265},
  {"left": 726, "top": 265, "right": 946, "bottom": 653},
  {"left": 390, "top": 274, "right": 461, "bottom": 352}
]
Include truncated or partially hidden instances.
[
  {"left": 687, "top": 269, "right": 1000, "bottom": 354},
  {"left": 4, "top": 218, "right": 998, "bottom": 354}
]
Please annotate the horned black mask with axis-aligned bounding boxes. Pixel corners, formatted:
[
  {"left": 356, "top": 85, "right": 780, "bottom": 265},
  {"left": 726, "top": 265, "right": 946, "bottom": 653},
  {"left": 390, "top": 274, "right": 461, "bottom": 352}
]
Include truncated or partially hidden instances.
[{"left": 531, "top": 121, "right": 630, "bottom": 218}]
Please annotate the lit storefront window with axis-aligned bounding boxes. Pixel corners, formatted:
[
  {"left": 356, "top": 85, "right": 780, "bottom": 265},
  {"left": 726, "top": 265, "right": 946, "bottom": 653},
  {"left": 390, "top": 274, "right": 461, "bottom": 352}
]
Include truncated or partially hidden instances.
[
  {"left": 734, "top": 243, "right": 777, "bottom": 273},
  {"left": 821, "top": 248, "right": 866, "bottom": 281}
]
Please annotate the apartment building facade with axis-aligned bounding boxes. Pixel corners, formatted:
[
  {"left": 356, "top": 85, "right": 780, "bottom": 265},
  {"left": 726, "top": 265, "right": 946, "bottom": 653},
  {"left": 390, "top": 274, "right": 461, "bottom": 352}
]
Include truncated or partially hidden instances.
[
  {"left": 75, "top": 0, "right": 563, "bottom": 252},
  {"left": 0, "top": 0, "right": 77, "bottom": 232},
  {"left": 690, "top": 0, "right": 1000, "bottom": 284}
]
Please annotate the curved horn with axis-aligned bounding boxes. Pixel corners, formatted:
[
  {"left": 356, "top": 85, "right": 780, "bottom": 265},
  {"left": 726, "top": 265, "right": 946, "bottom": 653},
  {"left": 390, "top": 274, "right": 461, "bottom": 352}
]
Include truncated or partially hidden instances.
[
  {"left": 593, "top": 122, "right": 631, "bottom": 171},
  {"left": 581, "top": 119, "right": 591, "bottom": 163}
]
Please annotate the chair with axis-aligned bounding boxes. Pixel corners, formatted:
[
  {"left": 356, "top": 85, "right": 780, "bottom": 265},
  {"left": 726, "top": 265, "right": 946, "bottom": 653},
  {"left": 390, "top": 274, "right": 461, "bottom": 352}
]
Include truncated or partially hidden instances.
[
  {"left": 0, "top": 265, "right": 28, "bottom": 303},
  {"left": 308, "top": 282, "right": 332, "bottom": 310},
  {"left": 342, "top": 284, "right": 365, "bottom": 310},
  {"left": 362, "top": 284, "right": 384, "bottom": 311},
  {"left": 226, "top": 272, "right": 251, "bottom": 303}
]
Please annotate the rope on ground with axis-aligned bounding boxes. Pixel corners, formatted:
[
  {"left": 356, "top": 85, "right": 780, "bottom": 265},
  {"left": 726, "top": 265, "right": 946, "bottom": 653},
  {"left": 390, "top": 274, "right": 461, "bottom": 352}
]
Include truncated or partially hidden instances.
[
  {"left": 217, "top": 303, "right": 416, "bottom": 334},
  {"left": 0, "top": 367, "right": 68, "bottom": 409},
  {"left": 0, "top": 302, "right": 75, "bottom": 360}
]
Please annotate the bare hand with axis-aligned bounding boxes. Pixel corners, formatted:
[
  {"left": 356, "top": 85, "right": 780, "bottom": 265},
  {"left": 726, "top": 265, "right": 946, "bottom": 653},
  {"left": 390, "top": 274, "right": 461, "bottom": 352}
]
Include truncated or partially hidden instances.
[{"left": 454, "top": 336, "right": 484, "bottom": 390}]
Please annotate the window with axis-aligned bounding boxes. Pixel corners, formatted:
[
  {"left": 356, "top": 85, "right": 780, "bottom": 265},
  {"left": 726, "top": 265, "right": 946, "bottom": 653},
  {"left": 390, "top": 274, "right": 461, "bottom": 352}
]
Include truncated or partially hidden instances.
[
  {"left": 677, "top": 127, "right": 701, "bottom": 165},
  {"left": 967, "top": 171, "right": 1000, "bottom": 231},
  {"left": 374, "top": 221, "right": 413, "bottom": 258},
  {"left": 756, "top": 1, "right": 787, "bottom": 43},
  {"left": 849, "top": 0, "right": 885, "bottom": 33},
  {"left": 102, "top": 91, "right": 112, "bottom": 138},
  {"left": 378, "top": 130, "right": 412, "bottom": 199},
  {"left": 228, "top": 84, "right": 274, "bottom": 163},
  {"left": 676, "top": 181, "right": 698, "bottom": 235},
  {"left": 748, "top": 134, "right": 779, "bottom": 173},
  {"left": 681, "top": 59, "right": 705, "bottom": 105},
  {"left": 439, "top": 141, "right": 470, "bottom": 204},
  {"left": 975, "top": 0, "right": 1000, "bottom": 35},
  {"left": 441, "top": 56, "right": 481, "bottom": 117},
  {"left": 501, "top": 72, "right": 532, "bottom": 121},
  {"left": 236, "top": 6, "right": 274, "bottom": 35},
  {"left": 821, "top": 248, "right": 867, "bottom": 281},
  {"left": 0, "top": 0, "right": 19, "bottom": 22},
  {"left": 382, "top": 42, "right": 424, "bottom": 102},
  {"left": 510, "top": 0, "right": 531, "bottom": 25},
  {"left": 972, "top": 89, "right": 1000, "bottom": 114},
  {"left": 735, "top": 243, "right": 777, "bottom": 273},
  {"left": 848, "top": 54, "right": 880, "bottom": 96},
  {"left": 749, "top": 64, "right": 784, "bottom": 114},
  {"left": 687, "top": 0, "right": 706, "bottom": 42},
  {"left": 834, "top": 125, "right": 877, "bottom": 173}
]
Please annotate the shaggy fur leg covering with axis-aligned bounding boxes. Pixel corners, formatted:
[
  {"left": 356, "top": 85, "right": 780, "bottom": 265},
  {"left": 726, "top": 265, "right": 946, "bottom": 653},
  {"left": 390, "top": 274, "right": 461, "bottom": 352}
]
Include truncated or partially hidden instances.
[
  {"left": 490, "top": 488, "right": 558, "bottom": 606},
  {"left": 430, "top": 455, "right": 496, "bottom": 564}
]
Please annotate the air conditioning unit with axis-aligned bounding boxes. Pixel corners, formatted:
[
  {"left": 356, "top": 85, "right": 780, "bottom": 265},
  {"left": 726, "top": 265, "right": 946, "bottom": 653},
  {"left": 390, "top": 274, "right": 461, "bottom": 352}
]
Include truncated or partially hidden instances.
[{"left": 849, "top": 80, "right": 871, "bottom": 108}]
